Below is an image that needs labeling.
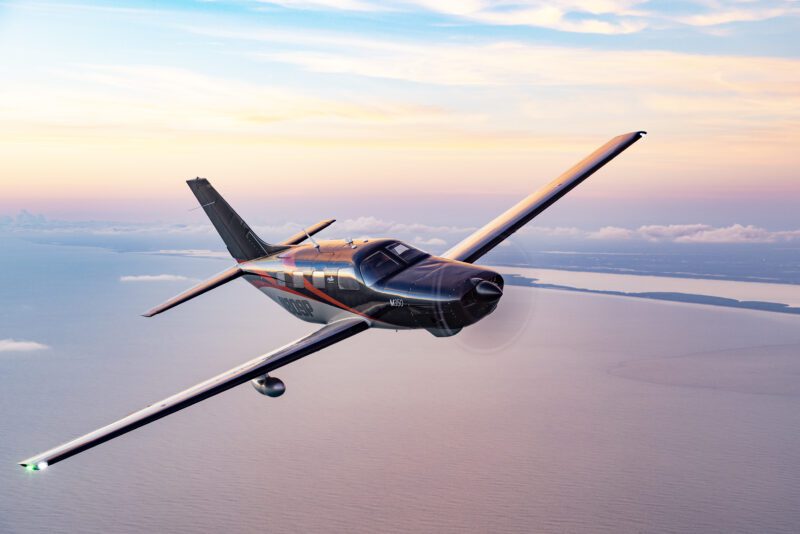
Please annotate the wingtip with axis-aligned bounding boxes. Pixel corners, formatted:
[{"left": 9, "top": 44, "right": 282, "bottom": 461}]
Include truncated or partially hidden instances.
[{"left": 19, "top": 460, "right": 48, "bottom": 471}]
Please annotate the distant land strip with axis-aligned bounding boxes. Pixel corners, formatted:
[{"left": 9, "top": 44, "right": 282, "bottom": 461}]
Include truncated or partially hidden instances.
[{"left": 503, "top": 274, "right": 800, "bottom": 316}]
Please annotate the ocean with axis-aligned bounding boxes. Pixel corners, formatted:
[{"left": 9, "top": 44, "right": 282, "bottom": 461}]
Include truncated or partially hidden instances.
[{"left": 2, "top": 237, "right": 799, "bottom": 533}]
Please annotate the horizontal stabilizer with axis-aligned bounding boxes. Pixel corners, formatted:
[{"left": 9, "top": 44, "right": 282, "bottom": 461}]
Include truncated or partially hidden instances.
[
  {"left": 280, "top": 219, "right": 336, "bottom": 246},
  {"left": 142, "top": 265, "right": 243, "bottom": 317}
]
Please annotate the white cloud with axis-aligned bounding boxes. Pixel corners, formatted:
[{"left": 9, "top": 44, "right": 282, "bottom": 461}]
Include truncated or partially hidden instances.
[
  {"left": 172, "top": 18, "right": 800, "bottom": 148},
  {"left": 119, "top": 274, "right": 192, "bottom": 282},
  {"left": 670, "top": 224, "right": 800, "bottom": 244},
  {"left": 257, "top": 0, "right": 649, "bottom": 34},
  {"left": 414, "top": 236, "right": 447, "bottom": 246},
  {"left": 0, "top": 339, "right": 49, "bottom": 352},
  {"left": 587, "top": 226, "right": 636, "bottom": 240},
  {"left": 676, "top": 6, "right": 797, "bottom": 26},
  {"left": 2, "top": 64, "right": 457, "bottom": 141},
  {"left": 260, "top": 38, "right": 800, "bottom": 97}
]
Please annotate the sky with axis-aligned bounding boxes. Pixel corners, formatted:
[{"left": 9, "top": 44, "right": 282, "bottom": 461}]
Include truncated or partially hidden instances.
[{"left": 0, "top": 0, "right": 798, "bottom": 229}]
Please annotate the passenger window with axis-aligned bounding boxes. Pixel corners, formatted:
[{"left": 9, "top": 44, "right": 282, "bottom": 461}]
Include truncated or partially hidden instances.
[
  {"left": 292, "top": 272, "right": 305, "bottom": 288},
  {"left": 337, "top": 269, "right": 359, "bottom": 290},
  {"left": 275, "top": 272, "right": 286, "bottom": 287},
  {"left": 312, "top": 271, "right": 326, "bottom": 289}
]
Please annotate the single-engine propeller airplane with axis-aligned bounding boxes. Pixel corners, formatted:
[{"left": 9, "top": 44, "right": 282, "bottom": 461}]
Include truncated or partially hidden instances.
[{"left": 20, "top": 131, "right": 645, "bottom": 471}]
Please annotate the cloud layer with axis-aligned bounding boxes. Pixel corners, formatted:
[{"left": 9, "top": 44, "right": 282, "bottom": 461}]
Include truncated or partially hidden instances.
[
  {"left": 6, "top": 211, "right": 800, "bottom": 246},
  {"left": 0, "top": 339, "right": 49, "bottom": 352},
  {"left": 257, "top": 0, "right": 800, "bottom": 34},
  {"left": 529, "top": 224, "right": 800, "bottom": 244}
]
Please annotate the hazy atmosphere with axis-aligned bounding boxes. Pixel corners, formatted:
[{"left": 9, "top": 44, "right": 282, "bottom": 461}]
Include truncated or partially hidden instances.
[{"left": 2, "top": 1, "right": 799, "bottom": 533}]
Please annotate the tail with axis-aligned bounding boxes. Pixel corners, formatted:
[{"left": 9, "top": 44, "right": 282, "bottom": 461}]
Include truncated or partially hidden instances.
[{"left": 187, "top": 178, "right": 288, "bottom": 262}]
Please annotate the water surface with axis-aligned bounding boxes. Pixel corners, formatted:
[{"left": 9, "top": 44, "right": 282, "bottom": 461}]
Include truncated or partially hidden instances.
[{"left": 2, "top": 238, "right": 799, "bottom": 533}]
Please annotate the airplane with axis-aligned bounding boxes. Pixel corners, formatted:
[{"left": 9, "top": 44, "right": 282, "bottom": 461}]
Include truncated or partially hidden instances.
[{"left": 19, "top": 131, "right": 645, "bottom": 471}]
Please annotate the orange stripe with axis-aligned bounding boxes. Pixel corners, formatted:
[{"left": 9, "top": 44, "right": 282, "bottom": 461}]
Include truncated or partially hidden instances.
[
  {"left": 303, "top": 279, "right": 375, "bottom": 322},
  {"left": 254, "top": 269, "right": 381, "bottom": 324},
  {"left": 254, "top": 273, "right": 307, "bottom": 298}
]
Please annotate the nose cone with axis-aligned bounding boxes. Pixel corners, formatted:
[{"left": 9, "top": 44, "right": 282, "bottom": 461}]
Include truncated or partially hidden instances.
[{"left": 472, "top": 279, "right": 503, "bottom": 301}]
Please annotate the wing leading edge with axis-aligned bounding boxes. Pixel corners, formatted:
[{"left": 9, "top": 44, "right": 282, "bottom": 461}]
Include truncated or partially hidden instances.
[
  {"left": 443, "top": 131, "right": 646, "bottom": 264},
  {"left": 19, "top": 317, "right": 369, "bottom": 470}
]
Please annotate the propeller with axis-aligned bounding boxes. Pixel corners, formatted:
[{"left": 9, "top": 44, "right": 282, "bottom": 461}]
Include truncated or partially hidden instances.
[{"left": 454, "top": 239, "right": 539, "bottom": 355}]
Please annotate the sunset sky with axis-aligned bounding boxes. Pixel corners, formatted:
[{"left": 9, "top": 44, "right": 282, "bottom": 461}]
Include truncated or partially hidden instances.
[{"left": 0, "top": 1, "right": 798, "bottom": 228}]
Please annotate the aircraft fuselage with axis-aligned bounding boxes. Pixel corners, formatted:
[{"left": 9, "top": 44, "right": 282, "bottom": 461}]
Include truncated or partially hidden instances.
[{"left": 241, "top": 238, "right": 504, "bottom": 336}]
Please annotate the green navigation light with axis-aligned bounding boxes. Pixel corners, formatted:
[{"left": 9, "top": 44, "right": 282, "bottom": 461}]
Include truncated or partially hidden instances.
[{"left": 23, "top": 461, "right": 48, "bottom": 472}]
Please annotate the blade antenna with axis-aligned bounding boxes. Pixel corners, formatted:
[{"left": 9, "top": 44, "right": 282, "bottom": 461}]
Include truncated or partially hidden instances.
[{"left": 304, "top": 228, "right": 320, "bottom": 251}]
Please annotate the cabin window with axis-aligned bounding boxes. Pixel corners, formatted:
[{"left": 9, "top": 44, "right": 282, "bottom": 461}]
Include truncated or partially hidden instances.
[
  {"left": 275, "top": 272, "right": 286, "bottom": 287},
  {"left": 337, "top": 269, "right": 359, "bottom": 290},
  {"left": 292, "top": 272, "right": 305, "bottom": 288},
  {"left": 312, "top": 271, "right": 326, "bottom": 289}
]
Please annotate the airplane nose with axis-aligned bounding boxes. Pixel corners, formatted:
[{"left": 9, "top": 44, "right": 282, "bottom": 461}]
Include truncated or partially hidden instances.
[{"left": 472, "top": 279, "right": 503, "bottom": 301}]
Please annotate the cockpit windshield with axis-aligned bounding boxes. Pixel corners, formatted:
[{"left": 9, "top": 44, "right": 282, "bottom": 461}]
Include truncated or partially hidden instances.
[
  {"left": 386, "top": 242, "right": 428, "bottom": 264},
  {"left": 360, "top": 251, "right": 402, "bottom": 286},
  {"left": 359, "top": 242, "right": 429, "bottom": 286}
]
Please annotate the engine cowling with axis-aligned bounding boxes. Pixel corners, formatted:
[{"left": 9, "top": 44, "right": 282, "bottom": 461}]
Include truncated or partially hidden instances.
[{"left": 251, "top": 375, "right": 286, "bottom": 397}]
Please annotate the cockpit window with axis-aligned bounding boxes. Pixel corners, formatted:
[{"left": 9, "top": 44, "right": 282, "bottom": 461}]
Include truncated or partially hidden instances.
[
  {"left": 360, "top": 251, "right": 402, "bottom": 286},
  {"left": 387, "top": 242, "right": 428, "bottom": 264}
]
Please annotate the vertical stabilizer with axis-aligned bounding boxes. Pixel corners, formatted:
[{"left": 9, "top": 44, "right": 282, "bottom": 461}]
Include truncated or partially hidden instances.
[{"left": 187, "top": 178, "right": 288, "bottom": 262}]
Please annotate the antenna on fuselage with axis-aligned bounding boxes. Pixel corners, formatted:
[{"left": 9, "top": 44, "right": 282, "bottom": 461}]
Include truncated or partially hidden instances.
[
  {"left": 345, "top": 237, "right": 356, "bottom": 249},
  {"left": 305, "top": 228, "right": 320, "bottom": 251}
]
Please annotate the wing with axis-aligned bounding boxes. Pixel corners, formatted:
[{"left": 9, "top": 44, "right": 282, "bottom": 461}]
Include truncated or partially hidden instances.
[
  {"left": 19, "top": 317, "right": 369, "bottom": 470},
  {"left": 443, "top": 131, "right": 646, "bottom": 264}
]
